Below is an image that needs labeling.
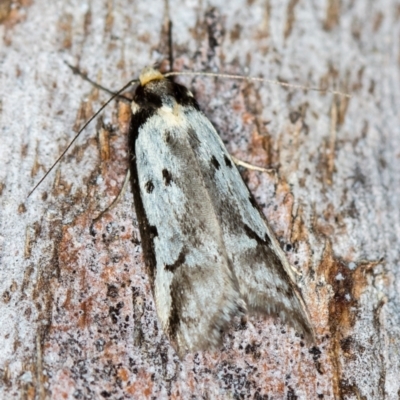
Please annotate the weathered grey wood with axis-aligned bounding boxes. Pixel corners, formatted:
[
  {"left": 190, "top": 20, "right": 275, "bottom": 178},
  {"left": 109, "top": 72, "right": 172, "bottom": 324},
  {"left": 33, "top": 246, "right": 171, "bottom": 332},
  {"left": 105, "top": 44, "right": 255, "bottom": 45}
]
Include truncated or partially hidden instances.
[{"left": 0, "top": 0, "right": 399, "bottom": 398}]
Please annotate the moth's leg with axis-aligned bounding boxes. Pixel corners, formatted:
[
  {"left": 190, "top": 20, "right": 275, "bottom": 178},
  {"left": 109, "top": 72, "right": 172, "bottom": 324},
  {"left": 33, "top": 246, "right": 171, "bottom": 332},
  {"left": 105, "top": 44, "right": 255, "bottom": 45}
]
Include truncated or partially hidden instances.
[
  {"left": 65, "top": 61, "right": 131, "bottom": 102},
  {"left": 231, "top": 155, "right": 276, "bottom": 175},
  {"left": 92, "top": 169, "right": 131, "bottom": 225}
]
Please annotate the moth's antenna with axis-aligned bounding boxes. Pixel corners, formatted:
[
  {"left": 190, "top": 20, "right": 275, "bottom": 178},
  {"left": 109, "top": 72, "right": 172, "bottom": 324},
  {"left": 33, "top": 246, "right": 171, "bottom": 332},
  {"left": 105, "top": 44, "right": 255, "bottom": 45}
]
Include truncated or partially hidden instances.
[
  {"left": 168, "top": 20, "right": 174, "bottom": 72},
  {"left": 27, "top": 78, "right": 137, "bottom": 198},
  {"left": 164, "top": 0, "right": 174, "bottom": 72},
  {"left": 165, "top": 71, "right": 351, "bottom": 98},
  {"left": 65, "top": 62, "right": 131, "bottom": 101}
]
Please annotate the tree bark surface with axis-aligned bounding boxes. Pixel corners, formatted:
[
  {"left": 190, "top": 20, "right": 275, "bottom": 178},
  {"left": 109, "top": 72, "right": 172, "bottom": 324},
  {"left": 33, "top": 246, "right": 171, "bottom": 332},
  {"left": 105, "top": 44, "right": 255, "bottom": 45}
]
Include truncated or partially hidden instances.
[{"left": 0, "top": 0, "right": 399, "bottom": 399}]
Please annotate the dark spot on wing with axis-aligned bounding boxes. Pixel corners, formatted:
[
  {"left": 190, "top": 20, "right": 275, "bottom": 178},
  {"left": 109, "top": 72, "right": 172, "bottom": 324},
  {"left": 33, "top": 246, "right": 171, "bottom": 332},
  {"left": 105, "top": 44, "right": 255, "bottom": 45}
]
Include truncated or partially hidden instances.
[
  {"left": 243, "top": 224, "right": 271, "bottom": 246},
  {"left": 210, "top": 155, "right": 220, "bottom": 170},
  {"left": 145, "top": 181, "right": 154, "bottom": 193},
  {"left": 163, "top": 130, "right": 171, "bottom": 143},
  {"left": 276, "top": 284, "right": 292, "bottom": 299},
  {"left": 224, "top": 155, "right": 233, "bottom": 168},
  {"left": 162, "top": 169, "right": 172, "bottom": 186},
  {"left": 165, "top": 247, "right": 188, "bottom": 272}
]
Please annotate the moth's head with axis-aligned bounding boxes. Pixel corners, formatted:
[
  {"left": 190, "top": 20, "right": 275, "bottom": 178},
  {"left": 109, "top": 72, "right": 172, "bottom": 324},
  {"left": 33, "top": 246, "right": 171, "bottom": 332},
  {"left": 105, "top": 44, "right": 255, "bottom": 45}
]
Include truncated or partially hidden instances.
[
  {"left": 139, "top": 67, "right": 165, "bottom": 86},
  {"left": 131, "top": 67, "right": 168, "bottom": 112},
  {"left": 132, "top": 66, "right": 198, "bottom": 114}
]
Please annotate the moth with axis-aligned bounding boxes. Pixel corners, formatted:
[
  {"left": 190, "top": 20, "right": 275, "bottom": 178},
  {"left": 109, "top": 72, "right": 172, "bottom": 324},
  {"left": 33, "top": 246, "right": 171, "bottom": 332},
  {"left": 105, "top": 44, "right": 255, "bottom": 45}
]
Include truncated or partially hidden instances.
[
  {"left": 129, "top": 67, "right": 314, "bottom": 357},
  {"left": 29, "top": 63, "right": 315, "bottom": 357}
]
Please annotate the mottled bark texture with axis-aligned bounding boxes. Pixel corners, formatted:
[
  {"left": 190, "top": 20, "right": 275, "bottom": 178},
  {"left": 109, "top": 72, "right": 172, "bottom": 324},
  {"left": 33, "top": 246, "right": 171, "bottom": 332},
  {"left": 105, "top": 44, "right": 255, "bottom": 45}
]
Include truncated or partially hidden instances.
[{"left": 0, "top": 0, "right": 399, "bottom": 399}]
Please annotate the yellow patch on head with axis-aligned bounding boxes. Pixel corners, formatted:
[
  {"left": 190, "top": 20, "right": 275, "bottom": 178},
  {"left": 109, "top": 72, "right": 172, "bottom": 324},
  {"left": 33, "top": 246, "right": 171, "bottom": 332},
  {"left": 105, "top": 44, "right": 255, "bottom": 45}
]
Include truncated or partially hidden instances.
[{"left": 139, "top": 67, "right": 164, "bottom": 86}]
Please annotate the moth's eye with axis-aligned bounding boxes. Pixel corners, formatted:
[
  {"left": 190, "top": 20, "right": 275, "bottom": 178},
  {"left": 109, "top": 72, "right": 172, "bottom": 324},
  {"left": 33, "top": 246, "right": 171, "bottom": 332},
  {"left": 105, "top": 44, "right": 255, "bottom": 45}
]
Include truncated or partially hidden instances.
[{"left": 131, "top": 101, "right": 140, "bottom": 115}]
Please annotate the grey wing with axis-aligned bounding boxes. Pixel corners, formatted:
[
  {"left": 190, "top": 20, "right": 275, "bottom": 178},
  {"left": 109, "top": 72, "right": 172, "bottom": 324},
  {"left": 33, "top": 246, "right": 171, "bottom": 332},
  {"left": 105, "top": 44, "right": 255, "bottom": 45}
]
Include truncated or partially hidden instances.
[
  {"left": 185, "top": 109, "right": 314, "bottom": 341},
  {"left": 135, "top": 113, "right": 245, "bottom": 357}
]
